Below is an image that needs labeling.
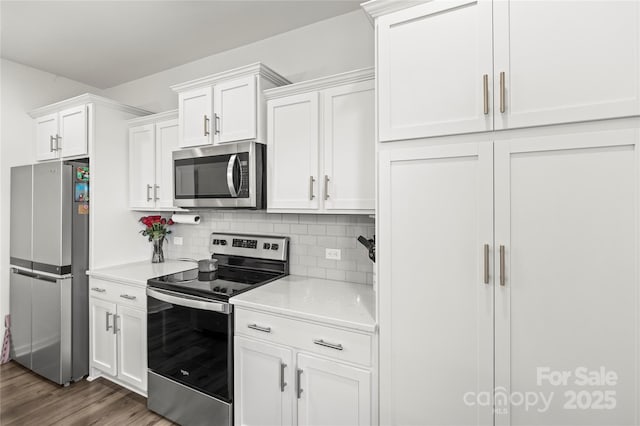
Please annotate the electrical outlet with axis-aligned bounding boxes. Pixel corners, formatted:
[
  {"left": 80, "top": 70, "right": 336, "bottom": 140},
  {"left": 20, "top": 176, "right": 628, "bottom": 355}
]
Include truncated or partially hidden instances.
[
  {"left": 173, "top": 236, "right": 183, "bottom": 246},
  {"left": 325, "top": 248, "right": 341, "bottom": 260}
]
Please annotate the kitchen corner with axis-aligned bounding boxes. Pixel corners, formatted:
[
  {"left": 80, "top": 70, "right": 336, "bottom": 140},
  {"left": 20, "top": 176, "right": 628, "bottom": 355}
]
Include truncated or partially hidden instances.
[{"left": 87, "top": 259, "right": 197, "bottom": 287}]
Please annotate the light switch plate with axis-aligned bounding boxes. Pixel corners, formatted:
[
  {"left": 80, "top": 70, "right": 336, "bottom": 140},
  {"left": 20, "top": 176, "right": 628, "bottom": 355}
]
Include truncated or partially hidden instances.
[
  {"left": 173, "top": 236, "right": 183, "bottom": 246},
  {"left": 325, "top": 248, "right": 341, "bottom": 260}
]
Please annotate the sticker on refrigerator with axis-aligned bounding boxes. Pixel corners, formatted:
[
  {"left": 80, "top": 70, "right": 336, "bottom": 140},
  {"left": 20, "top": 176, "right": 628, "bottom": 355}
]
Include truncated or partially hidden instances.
[
  {"left": 75, "top": 183, "right": 89, "bottom": 202},
  {"left": 76, "top": 167, "right": 89, "bottom": 182},
  {"left": 78, "top": 204, "right": 89, "bottom": 215}
]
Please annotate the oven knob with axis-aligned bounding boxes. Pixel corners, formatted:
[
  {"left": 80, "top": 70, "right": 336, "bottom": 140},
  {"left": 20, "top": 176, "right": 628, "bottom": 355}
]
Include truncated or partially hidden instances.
[
  {"left": 271, "top": 243, "right": 279, "bottom": 250},
  {"left": 263, "top": 243, "right": 271, "bottom": 249},
  {"left": 213, "top": 286, "right": 221, "bottom": 292},
  {"left": 220, "top": 240, "right": 227, "bottom": 246},
  {"left": 213, "top": 239, "right": 219, "bottom": 245}
]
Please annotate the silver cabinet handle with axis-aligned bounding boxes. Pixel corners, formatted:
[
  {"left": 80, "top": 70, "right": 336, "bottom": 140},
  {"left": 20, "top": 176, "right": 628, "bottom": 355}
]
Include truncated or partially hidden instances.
[
  {"left": 499, "top": 71, "right": 506, "bottom": 113},
  {"left": 214, "top": 113, "right": 221, "bottom": 135},
  {"left": 154, "top": 185, "right": 159, "bottom": 201},
  {"left": 91, "top": 287, "right": 106, "bottom": 293},
  {"left": 146, "top": 184, "right": 152, "bottom": 202},
  {"left": 280, "top": 362, "right": 287, "bottom": 392},
  {"left": 296, "top": 368, "right": 303, "bottom": 399},
  {"left": 309, "top": 176, "right": 316, "bottom": 200},
  {"left": 248, "top": 323, "right": 271, "bottom": 333},
  {"left": 499, "top": 245, "right": 506, "bottom": 286},
  {"left": 55, "top": 134, "right": 61, "bottom": 150},
  {"left": 120, "top": 294, "right": 136, "bottom": 300},
  {"left": 483, "top": 244, "right": 489, "bottom": 284},
  {"left": 483, "top": 74, "right": 489, "bottom": 115},
  {"left": 204, "top": 115, "right": 210, "bottom": 136},
  {"left": 50, "top": 135, "right": 55, "bottom": 152},
  {"left": 113, "top": 314, "right": 119, "bottom": 335},
  {"left": 313, "top": 339, "right": 343, "bottom": 351},
  {"left": 105, "top": 312, "right": 112, "bottom": 331},
  {"left": 324, "top": 175, "right": 330, "bottom": 200}
]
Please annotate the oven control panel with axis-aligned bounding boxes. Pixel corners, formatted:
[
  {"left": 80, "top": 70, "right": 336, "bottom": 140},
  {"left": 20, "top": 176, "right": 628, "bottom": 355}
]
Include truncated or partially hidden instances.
[{"left": 210, "top": 233, "right": 289, "bottom": 261}]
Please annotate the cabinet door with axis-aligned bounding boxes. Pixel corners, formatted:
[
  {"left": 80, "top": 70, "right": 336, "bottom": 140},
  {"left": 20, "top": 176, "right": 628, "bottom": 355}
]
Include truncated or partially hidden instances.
[
  {"left": 297, "top": 353, "right": 371, "bottom": 426},
  {"left": 377, "top": 0, "right": 493, "bottom": 141},
  {"left": 493, "top": 1, "right": 640, "bottom": 129},
  {"left": 35, "top": 113, "right": 59, "bottom": 161},
  {"left": 267, "top": 93, "right": 320, "bottom": 211},
  {"left": 154, "top": 119, "right": 179, "bottom": 208},
  {"left": 58, "top": 105, "right": 87, "bottom": 157},
  {"left": 378, "top": 142, "right": 494, "bottom": 426},
  {"left": 322, "top": 80, "right": 375, "bottom": 212},
  {"left": 116, "top": 305, "right": 147, "bottom": 391},
  {"left": 235, "top": 336, "right": 294, "bottom": 426},
  {"left": 129, "top": 124, "right": 156, "bottom": 209},
  {"left": 89, "top": 298, "right": 117, "bottom": 376},
  {"left": 213, "top": 75, "right": 257, "bottom": 144},
  {"left": 179, "top": 87, "right": 213, "bottom": 147},
  {"left": 494, "top": 129, "right": 640, "bottom": 426}
]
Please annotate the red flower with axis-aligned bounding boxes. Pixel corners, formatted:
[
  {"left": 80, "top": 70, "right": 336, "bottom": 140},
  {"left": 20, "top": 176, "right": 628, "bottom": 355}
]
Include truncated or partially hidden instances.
[
  {"left": 168, "top": 219, "right": 174, "bottom": 225},
  {"left": 161, "top": 218, "right": 166, "bottom": 225}
]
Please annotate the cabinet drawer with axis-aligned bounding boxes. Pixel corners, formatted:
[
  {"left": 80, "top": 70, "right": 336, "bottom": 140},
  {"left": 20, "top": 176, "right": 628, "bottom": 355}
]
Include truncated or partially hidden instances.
[
  {"left": 235, "top": 308, "right": 372, "bottom": 366},
  {"left": 89, "top": 278, "right": 146, "bottom": 309}
]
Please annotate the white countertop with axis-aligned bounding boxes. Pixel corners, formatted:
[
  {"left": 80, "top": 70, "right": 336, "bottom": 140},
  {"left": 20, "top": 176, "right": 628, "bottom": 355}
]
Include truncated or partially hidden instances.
[
  {"left": 230, "top": 275, "right": 376, "bottom": 333},
  {"left": 87, "top": 260, "right": 197, "bottom": 287}
]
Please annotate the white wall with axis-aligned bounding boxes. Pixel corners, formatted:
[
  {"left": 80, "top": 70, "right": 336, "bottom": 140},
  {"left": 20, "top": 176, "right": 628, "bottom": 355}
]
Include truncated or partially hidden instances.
[
  {"left": 103, "top": 10, "right": 373, "bottom": 111},
  {"left": 0, "top": 58, "right": 102, "bottom": 325}
]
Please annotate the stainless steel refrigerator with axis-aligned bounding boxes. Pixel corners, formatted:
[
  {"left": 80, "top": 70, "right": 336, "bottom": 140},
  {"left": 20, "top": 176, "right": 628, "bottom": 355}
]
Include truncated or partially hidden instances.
[{"left": 9, "top": 160, "right": 89, "bottom": 385}]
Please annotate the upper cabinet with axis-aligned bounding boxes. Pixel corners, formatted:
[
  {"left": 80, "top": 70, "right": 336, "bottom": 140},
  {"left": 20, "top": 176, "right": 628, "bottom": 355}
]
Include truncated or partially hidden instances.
[
  {"left": 265, "top": 69, "right": 375, "bottom": 214},
  {"left": 366, "top": 0, "right": 640, "bottom": 141},
  {"left": 172, "top": 63, "right": 290, "bottom": 148},
  {"left": 128, "top": 111, "right": 180, "bottom": 210}
]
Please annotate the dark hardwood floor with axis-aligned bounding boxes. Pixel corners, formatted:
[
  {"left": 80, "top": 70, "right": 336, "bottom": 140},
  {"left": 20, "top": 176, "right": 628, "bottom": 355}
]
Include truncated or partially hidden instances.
[{"left": 0, "top": 361, "right": 174, "bottom": 425}]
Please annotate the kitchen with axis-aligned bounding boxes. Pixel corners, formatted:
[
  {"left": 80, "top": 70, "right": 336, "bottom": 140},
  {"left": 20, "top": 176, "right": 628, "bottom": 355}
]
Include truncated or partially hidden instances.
[{"left": 1, "top": 1, "right": 639, "bottom": 426}]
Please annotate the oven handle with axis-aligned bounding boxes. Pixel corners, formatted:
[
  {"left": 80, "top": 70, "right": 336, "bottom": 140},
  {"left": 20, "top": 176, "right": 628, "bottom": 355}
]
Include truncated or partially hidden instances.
[
  {"left": 226, "top": 154, "right": 240, "bottom": 197},
  {"left": 146, "top": 288, "right": 232, "bottom": 314}
]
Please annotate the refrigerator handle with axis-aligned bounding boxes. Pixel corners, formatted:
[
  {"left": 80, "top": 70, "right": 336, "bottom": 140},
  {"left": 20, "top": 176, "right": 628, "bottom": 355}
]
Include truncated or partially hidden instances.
[{"left": 11, "top": 268, "right": 36, "bottom": 278}]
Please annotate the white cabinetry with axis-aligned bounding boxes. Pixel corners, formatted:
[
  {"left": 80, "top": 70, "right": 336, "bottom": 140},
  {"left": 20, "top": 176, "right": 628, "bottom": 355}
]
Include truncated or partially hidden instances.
[
  {"left": 378, "top": 124, "right": 640, "bottom": 425},
  {"left": 128, "top": 110, "right": 179, "bottom": 210},
  {"left": 266, "top": 69, "right": 375, "bottom": 214},
  {"left": 34, "top": 104, "right": 89, "bottom": 160},
  {"left": 234, "top": 307, "right": 374, "bottom": 426},
  {"left": 89, "top": 277, "right": 147, "bottom": 394},
  {"left": 172, "top": 63, "right": 290, "bottom": 148},
  {"left": 369, "top": 0, "right": 640, "bottom": 140}
]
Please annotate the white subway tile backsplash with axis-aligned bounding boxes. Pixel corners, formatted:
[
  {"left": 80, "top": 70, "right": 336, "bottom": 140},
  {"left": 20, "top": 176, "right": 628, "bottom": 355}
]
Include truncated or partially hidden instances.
[
  {"left": 307, "top": 224, "right": 327, "bottom": 235},
  {"left": 290, "top": 224, "right": 308, "bottom": 234}
]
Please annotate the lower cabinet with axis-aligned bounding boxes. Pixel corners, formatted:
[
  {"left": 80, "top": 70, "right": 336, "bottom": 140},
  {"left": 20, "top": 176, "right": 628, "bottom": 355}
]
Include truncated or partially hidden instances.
[
  {"left": 234, "top": 308, "right": 374, "bottom": 426},
  {"left": 89, "top": 278, "right": 147, "bottom": 394}
]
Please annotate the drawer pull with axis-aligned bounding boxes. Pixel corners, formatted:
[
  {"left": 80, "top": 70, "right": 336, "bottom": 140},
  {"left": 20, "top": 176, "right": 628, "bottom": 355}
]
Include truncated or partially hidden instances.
[
  {"left": 91, "top": 287, "right": 106, "bottom": 293},
  {"left": 248, "top": 324, "right": 271, "bottom": 333},
  {"left": 120, "top": 294, "right": 137, "bottom": 300},
  {"left": 313, "top": 339, "right": 343, "bottom": 351}
]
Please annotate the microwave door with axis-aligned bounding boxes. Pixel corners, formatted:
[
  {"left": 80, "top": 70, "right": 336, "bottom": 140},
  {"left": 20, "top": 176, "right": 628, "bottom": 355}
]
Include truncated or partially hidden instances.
[{"left": 175, "top": 156, "right": 233, "bottom": 200}]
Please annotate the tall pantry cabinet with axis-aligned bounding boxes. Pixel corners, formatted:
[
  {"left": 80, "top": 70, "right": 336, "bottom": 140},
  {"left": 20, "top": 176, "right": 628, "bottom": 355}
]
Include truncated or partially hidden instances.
[{"left": 364, "top": 0, "right": 640, "bottom": 425}]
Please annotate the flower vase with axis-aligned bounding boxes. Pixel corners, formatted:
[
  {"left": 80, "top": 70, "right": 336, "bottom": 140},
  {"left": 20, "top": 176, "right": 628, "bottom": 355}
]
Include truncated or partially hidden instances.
[{"left": 152, "top": 237, "right": 165, "bottom": 263}]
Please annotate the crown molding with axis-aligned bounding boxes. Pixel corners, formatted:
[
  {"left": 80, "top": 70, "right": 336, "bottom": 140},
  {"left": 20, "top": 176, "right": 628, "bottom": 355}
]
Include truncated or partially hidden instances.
[
  {"left": 361, "top": 0, "right": 427, "bottom": 20},
  {"left": 170, "top": 62, "right": 291, "bottom": 93},
  {"left": 29, "top": 93, "right": 152, "bottom": 118},
  {"left": 264, "top": 68, "right": 374, "bottom": 100},
  {"left": 127, "top": 109, "right": 178, "bottom": 126}
]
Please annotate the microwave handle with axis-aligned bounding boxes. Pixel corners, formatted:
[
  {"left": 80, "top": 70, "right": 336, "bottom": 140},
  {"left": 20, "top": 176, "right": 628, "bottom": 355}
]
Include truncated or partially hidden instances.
[{"left": 227, "top": 154, "right": 241, "bottom": 197}]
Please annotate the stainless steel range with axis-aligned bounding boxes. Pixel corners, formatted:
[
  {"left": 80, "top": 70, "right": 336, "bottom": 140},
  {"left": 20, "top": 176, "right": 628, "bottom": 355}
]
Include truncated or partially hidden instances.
[{"left": 146, "top": 233, "right": 289, "bottom": 426}]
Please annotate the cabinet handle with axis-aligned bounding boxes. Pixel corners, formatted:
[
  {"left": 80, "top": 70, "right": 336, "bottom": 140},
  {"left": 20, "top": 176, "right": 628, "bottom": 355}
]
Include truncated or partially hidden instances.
[
  {"left": 55, "top": 135, "right": 61, "bottom": 150},
  {"left": 309, "top": 176, "right": 316, "bottom": 200},
  {"left": 214, "top": 113, "right": 221, "bottom": 135},
  {"left": 113, "top": 314, "right": 119, "bottom": 335},
  {"left": 247, "top": 323, "right": 271, "bottom": 333},
  {"left": 50, "top": 135, "right": 55, "bottom": 152},
  {"left": 483, "top": 244, "right": 489, "bottom": 284},
  {"left": 204, "top": 115, "right": 210, "bottom": 136},
  {"left": 120, "top": 294, "right": 136, "bottom": 300},
  {"left": 91, "top": 287, "right": 106, "bottom": 293},
  {"left": 296, "top": 368, "right": 303, "bottom": 399},
  {"left": 313, "top": 339, "right": 343, "bottom": 351},
  {"left": 280, "top": 362, "right": 287, "bottom": 392},
  {"left": 499, "top": 245, "right": 506, "bottom": 286},
  {"left": 499, "top": 71, "right": 506, "bottom": 113},
  {"left": 105, "top": 312, "right": 112, "bottom": 331},
  {"left": 146, "top": 184, "right": 152, "bottom": 202},
  {"left": 324, "top": 175, "right": 330, "bottom": 200},
  {"left": 154, "top": 185, "right": 159, "bottom": 201},
  {"left": 482, "top": 74, "right": 489, "bottom": 115}
]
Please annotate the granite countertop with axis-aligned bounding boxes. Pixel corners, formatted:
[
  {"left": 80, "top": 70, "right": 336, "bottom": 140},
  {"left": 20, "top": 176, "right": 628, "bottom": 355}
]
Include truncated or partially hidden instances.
[
  {"left": 87, "top": 260, "right": 197, "bottom": 287},
  {"left": 230, "top": 275, "right": 376, "bottom": 333}
]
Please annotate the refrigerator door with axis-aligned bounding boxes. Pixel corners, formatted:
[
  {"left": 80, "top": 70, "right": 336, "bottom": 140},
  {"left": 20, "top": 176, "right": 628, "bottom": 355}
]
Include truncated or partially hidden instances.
[
  {"left": 10, "top": 165, "right": 33, "bottom": 269},
  {"left": 32, "top": 162, "right": 72, "bottom": 274},
  {"left": 9, "top": 268, "right": 32, "bottom": 368},
  {"left": 31, "top": 274, "right": 72, "bottom": 384}
]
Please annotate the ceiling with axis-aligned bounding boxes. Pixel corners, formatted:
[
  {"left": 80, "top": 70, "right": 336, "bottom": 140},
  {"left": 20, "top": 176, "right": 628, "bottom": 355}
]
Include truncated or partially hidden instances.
[{"left": 0, "top": 1, "right": 362, "bottom": 89}]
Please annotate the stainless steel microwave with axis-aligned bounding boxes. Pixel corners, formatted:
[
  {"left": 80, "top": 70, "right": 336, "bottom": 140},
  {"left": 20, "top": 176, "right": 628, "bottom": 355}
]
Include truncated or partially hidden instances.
[{"left": 173, "top": 141, "right": 266, "bottom": 209}]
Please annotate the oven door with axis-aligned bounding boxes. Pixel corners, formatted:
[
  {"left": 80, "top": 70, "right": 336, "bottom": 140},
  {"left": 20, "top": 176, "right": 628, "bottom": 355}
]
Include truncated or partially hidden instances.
[
  {"left": 147, "top": 287, "right": 233, "bottom": 403},
  {"left": 173, "top": 141, "right": 262, "bottom": 208}
]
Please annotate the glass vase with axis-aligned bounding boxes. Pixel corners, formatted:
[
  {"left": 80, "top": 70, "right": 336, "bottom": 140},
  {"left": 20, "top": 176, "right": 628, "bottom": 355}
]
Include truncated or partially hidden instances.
[{"left": 152, "top": 237, "right": 165, "bottom": 263}]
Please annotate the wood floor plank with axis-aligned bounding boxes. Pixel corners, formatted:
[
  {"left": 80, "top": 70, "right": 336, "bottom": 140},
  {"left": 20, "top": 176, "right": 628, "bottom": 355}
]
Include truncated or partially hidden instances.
[{"left": 0, "top": 361, "right": 176, "bottom": 425}]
